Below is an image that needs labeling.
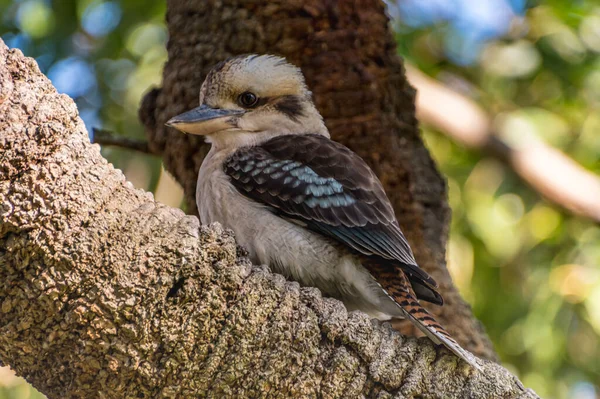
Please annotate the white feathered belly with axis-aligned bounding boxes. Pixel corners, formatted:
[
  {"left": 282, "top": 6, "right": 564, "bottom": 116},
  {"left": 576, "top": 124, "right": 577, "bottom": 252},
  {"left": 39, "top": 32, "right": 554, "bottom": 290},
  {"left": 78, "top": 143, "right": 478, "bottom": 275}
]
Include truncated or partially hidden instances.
[{"left": 197, "top": 150, "right": 402, "bottom": 320}]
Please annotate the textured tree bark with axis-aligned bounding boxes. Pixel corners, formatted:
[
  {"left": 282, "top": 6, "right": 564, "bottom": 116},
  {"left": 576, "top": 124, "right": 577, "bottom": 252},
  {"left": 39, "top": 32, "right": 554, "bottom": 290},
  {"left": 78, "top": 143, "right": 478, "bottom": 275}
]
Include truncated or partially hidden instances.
[
  {"left": 139, "top": 0, "right": 495, "bottom": 360},
  {"left": 0, "top": 40, "right": 538, "bottom": 399}
]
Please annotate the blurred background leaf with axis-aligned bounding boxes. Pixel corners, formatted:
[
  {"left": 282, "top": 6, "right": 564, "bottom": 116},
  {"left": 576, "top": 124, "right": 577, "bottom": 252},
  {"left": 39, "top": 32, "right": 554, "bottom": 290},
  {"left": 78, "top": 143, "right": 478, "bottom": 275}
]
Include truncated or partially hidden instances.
[
  {"left": 1, "top": 1, "right": 599, "bottom": 398},
  {"left": 387, "top": 0, "right": 600, "bottom": 397}
]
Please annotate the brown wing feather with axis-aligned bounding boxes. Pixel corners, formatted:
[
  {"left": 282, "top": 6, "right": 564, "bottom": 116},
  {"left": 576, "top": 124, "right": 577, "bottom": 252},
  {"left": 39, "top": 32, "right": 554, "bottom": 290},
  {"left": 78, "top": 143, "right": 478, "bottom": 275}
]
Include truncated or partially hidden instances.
[{"left": 225, "top": 133, "right": 439, "bottom": 294}]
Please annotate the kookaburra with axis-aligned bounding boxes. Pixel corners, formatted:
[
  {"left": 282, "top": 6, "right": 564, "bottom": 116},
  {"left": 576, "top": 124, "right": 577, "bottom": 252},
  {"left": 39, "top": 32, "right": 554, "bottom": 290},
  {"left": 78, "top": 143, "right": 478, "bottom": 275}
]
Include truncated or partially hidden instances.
[{"left": 167, "top": 54, "right": 479, "bottom": 369}]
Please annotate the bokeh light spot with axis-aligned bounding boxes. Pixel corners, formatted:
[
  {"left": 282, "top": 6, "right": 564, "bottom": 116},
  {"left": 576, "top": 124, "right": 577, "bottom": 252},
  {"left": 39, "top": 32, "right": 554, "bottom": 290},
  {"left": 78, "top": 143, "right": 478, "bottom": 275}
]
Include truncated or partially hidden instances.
[
  {"left": 16, "top": 0, "right": 55, "bottom": 38},
  {"left": 481, "top": 40, "right": 541, "bottom": 77},
  {"left": 493, "top": 193, "right": 525, "bottom": 226},
  {"left": 48, "top": 57, "right": 96, "bottom": 98},
  {"left": 579, "top": 15, "right": 600, "bottom": 52},
  {"left": 447, "top": 235, "right": 474, "bottom": 297},
  {"left": 549, "top": 264, "right": 598, "bottom": 303},
  {"left": 126, "top": 23, "right": 167, "bottom": 58},
  {"left": 81, "top": 1, "right": 122, "bottom": 37},
  {"left": 526, "top": 205, "right": 560, "bottom": 242}
]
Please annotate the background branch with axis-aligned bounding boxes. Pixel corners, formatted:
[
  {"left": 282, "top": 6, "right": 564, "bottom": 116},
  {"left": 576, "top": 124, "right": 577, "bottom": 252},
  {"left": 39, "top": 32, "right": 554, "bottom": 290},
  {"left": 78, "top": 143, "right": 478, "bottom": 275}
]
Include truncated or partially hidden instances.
[
  {"left": 92, "top": 128, "right": 154, "bottom": 155},
  {"left": 406, "top": 65, "right": 600, "bottom": 224},
  {"left": 0, "top": 40, "right": 538, "bottom": 399}
]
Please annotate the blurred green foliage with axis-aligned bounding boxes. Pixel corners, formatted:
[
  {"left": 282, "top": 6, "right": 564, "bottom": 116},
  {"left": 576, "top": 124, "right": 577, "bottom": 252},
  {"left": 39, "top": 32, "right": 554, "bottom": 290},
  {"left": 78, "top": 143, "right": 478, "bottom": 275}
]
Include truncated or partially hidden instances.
[
  {"left": 1, "top": 0, "right": 167, "bottom": 198},
  {"left": 394, "top": 1, "right": 600, "bottom": 397},
  {"left": 1, "top": 1, "right": 599, "bottom": 398}
]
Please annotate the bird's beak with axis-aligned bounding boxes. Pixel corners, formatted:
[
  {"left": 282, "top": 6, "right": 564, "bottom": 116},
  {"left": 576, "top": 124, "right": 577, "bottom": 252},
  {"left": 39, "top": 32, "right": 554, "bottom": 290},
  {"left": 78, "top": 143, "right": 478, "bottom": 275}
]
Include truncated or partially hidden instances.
[{"left": 166, "top": 104, "right": 244, "bottom": 135}]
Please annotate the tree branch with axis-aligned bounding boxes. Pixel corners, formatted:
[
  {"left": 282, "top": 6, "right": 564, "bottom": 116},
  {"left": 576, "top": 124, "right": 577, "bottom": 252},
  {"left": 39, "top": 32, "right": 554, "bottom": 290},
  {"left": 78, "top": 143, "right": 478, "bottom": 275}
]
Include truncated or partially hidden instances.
[
  {"left": 0, "top": 39, "right": 538, "bottom": 399},
  {"left": 406, "top": 65, "right": 600, "bottom": 224},
  {"left": 92, "top": 128, "right": 154, "bottom": 155}
]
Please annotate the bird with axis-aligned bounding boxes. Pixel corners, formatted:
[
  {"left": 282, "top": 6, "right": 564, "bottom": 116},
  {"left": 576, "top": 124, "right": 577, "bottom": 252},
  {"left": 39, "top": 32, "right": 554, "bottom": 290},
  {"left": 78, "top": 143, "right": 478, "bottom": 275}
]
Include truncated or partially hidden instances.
[{"left": 166, "top": 54, "right": 480, "bottom": 370}]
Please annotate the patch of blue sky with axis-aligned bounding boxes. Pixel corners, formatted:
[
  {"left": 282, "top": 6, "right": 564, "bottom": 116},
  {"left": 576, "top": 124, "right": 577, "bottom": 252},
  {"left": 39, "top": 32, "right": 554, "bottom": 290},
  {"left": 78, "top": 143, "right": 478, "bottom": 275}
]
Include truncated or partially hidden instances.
[
  {"left": 570, "top": 382, "right": 596, "bottom": 399},
  {"left": 2, "top": 32, "right": 32, "bottom": 54},
  {"left": 80, "top": 108, "right": 103, "bottom": 139},
  {"left": 387, "top": 0, "right": 527, "bottom": 65},
  {"left": 81, "top": 1, "right": 122, "bottom": 38},
  {"left": 48, "top": 57, "right": 96, "bottom": 98}
]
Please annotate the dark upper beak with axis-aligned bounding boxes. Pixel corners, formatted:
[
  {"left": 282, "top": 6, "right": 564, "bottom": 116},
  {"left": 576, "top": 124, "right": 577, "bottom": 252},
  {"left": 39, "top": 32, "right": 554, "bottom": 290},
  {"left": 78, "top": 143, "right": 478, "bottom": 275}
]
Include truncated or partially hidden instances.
[{"left": 166, "top": 104, "right": 244, "bottom": 135}]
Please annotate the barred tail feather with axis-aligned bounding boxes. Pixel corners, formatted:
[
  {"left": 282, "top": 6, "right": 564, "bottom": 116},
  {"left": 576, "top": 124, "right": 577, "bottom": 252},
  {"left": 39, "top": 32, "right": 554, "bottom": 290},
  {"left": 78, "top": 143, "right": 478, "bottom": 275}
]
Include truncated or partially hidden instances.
[
  {"left": 397, "top": 295, "right": 482, "bottom": 371},
  {"left": 362, "top": 258, "right": 481, "bottom": 370}
]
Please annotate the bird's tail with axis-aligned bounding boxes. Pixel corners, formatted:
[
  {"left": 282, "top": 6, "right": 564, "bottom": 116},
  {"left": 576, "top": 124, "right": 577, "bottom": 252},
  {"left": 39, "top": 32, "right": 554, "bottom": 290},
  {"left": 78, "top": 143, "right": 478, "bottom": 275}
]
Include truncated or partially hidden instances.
[
  {"left": 385, "top": 272, "right": 481, "bottom": 371},
  {"left": 395, "top": 289, "right": 481, "bottom": 370}
]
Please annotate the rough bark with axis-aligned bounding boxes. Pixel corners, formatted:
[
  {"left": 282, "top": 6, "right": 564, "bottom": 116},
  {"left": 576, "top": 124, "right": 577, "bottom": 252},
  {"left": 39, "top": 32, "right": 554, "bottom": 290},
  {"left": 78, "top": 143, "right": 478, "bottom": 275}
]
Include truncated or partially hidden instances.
[
  {"left": 0, "top": 40, "right": 537, "bottom": 398},
  {"left": 139, "top": 0, "right": 495, "bottom": 360}
]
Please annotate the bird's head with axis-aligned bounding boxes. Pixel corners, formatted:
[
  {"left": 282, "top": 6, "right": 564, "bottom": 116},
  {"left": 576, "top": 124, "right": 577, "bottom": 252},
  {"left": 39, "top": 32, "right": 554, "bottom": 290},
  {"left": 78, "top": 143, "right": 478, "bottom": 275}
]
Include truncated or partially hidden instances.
[{"left": 166, "top": 54, "right": 329, "bottom": 148}]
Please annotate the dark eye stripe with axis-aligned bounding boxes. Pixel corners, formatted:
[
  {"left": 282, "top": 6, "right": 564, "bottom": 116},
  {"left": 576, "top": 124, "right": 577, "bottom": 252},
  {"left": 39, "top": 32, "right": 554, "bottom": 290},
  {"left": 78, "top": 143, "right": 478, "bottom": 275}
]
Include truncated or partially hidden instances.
[
  {"left": 236, "top": 94, "right": 305, "bottom": 123},
  {"left": 274, "top": 95, "right": 304, "bottom": 122}
]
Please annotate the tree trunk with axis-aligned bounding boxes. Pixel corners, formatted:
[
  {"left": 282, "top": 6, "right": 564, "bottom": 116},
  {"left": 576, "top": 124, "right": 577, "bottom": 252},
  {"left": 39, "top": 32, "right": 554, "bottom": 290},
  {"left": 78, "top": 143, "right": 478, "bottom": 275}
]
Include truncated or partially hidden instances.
[
  {"left": 0, "top": 40, "right": 538, "bottom": 398},
  {"left": 139, "top": 0, "right": 494, "bottom": 360}
]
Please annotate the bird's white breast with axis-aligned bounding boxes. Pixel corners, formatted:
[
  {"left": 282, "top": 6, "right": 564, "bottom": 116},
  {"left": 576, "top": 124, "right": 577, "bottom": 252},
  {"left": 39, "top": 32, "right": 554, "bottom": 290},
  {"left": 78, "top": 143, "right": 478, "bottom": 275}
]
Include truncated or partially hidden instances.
[{"left": 196, "top": 146, "right": 402, "bottom": 320}]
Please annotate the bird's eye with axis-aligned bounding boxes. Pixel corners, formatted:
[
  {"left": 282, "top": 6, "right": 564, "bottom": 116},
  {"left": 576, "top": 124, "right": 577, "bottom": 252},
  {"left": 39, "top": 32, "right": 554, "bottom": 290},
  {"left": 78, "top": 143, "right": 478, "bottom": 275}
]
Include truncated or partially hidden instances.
[{"left": 238, "top": 92, "right": 259, "bottom": 108}]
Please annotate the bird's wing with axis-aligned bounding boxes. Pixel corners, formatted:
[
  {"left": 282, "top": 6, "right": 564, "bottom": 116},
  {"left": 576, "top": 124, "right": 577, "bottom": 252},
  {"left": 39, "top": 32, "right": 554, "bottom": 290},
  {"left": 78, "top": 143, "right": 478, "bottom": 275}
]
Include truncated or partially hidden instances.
[{"left": 224, "top": 134, "right": 439, "bottom": 293}]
